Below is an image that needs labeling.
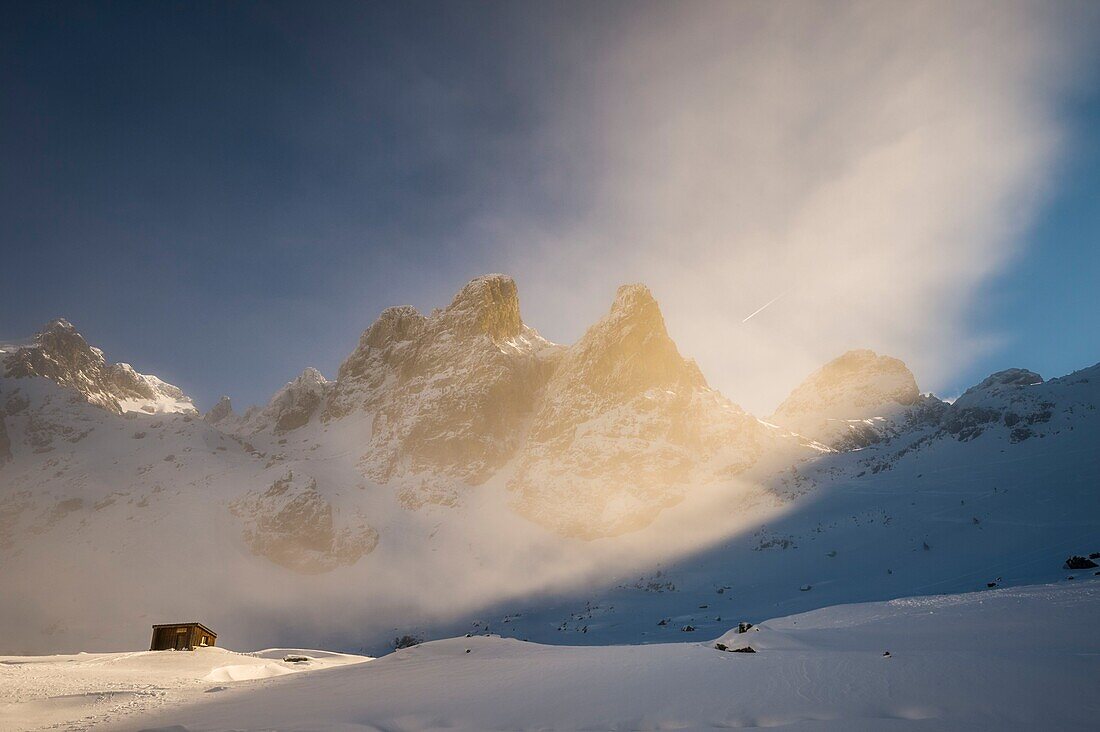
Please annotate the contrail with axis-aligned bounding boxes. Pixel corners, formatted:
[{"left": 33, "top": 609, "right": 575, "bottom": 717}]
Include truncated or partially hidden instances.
[{"left": 741, "top": 291, "right": 787, "bottom": 323}]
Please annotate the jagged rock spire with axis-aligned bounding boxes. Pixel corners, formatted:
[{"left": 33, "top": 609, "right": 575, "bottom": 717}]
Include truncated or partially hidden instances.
[
  {"left": 557, "top": 283, "right": 705, "bottom": 399},
  {"left": 440, "top": 274, "right": 523, "bottom": 340},
  {"left": 205, "top": 395, "right": 235, "bottom": 424}
]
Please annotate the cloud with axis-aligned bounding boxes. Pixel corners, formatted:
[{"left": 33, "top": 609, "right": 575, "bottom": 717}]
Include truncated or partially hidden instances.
[{"left": 479, "top": 0, "right": 1098, "bottom": 413}]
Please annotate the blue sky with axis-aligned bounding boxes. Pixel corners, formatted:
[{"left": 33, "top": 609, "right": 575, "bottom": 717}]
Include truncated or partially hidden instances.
[
  {"left": 2, "top": 1, "right": 1098, "bottom": 413},
  {"left": 959, "top": 84, "right": 1100, "bottom": 399}
]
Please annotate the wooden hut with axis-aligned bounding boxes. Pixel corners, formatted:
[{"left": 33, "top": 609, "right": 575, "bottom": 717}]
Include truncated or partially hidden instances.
[{"left": 149, "top": 622, "right": 217, "bottom": 651}]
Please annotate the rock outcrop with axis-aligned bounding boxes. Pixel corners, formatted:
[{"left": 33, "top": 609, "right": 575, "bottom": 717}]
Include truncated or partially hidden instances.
[
  {"left": 230, "top": 470, "right": 378, "bottom": 574},
  {"left": 257, "top": 368, "right": 331, "bottom": 434},
  {"left": 944, "top": 368, "right": 1049, "bottom": 443},
  {"left": 204, "top": 395, "right": 235, "bottom": 425}
]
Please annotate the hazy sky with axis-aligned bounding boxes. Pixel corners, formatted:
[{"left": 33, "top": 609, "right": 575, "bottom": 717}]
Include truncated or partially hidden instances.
[{"left": 2, "top": 1, "right": 1098, "bottom": 413}]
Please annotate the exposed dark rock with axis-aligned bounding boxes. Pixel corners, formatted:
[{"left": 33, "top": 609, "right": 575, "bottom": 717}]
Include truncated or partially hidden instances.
[
  {"left": 205, "top": 396, "right": 234, "bottom": 424},
  {"left": 1064, "top": 556, "right": 1099, "bottom": 570},
  {"left": 259, "top": 368, "right": 330, "bottom": 434},
  {"left": 393, "top": 634, "right": 422, "bottom": 649},
  {"left": 1010, "top": 427, "right": 1033, "bottom": 443}
]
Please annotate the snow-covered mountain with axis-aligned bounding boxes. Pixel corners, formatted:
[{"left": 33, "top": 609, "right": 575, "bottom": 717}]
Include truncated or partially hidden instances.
[
  {"left": 0, "top": 275, "right": 1097, "bottom": 658},
  {"left": 1, "top": 319, "right": 196, "bottom": 416},
  {"left": 323, "top": 274, "right": 560, "bottom": 509},
  {"left": 768, "top": 349, "right": 945, "bottom": 450},
  {"left": 509, "top": 284, "right": 806, "bottom": 538}
]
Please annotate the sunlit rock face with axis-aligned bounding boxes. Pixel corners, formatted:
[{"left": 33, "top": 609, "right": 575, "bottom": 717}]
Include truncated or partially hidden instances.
[
  {"left": 326, "top": 274, "right": 561, "bottom": 508},
  {"left": 769, "top": 349, "right": 932, "bottom": 449},
  {"left": 509, "top": 285, "right": 768, "bottom": 539},
  {"left": 1, "top": 319, "right": 196, "bottom": 416},
  {"left": 230, "top": 470, "right": 378, "bottom": 574}
]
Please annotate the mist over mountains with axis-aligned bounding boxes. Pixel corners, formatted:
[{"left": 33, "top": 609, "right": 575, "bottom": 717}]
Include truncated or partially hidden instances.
[{"left": 1, "top": 274, "right": 1097, "bottom": 655}]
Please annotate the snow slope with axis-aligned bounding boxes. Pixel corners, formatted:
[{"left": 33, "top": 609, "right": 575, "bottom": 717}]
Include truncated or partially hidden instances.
[
  {"left": 464, "top": 367, "right": 1100, "bottom": 647},
  {"left": 110, "top": 581, "right": 1100, "bottom": 731},
  {"left": 0, "top": 646, "right": 370, "bottom": 732}
]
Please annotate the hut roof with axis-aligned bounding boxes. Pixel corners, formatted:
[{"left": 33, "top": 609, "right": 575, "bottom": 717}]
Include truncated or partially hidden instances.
[{"left": 151, "top": 621, "right": 217, "bottom": 636}]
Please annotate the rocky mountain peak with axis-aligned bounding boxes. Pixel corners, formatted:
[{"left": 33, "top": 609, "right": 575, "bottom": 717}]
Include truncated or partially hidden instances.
[
  {"left": 43, "top": 318, "right": 77, "bottom": 334},
  {"left": 6, "top": 318, "right": 105, "bottom": 379},
  {"left": 319, "top": 275, "right": 559, "bottom": 507},
  {"left": 337, "top": 277, "right": 525, "bottom": 389},
  {"left": 362, "top": 306, "right": 426, "bottom": 350},
  {"left": 962, "top": 368, "right": 1043, "bottom": 397},
  {"left": 440, "top": 274, "right": 523, "bottom": 341},
  {"left": 2, "top": 319, "right": 196, "bottom": 415},
  {"left": 294, "top": 367, "right": 328, "bottom": 387},
  {"left": 204, "top": 395, "right": 234, "bottom": 424},
  {"left": 508, "top": 284, "right": 767, "bottom": 538},
  {"left": 774, "top": 350, "right": 920, "bottom": 418},
  {"left": 259, "top": 368, "right": 332, "bottom": 433},
  {"left": 769, "top": 349, "right": 922, "bottom": 448},
  {"left": 949, "top": 368, "right": 1045, "bottom": 418},
  {"left": 567, "top": 283, "right": 704, "bottom": 397},
  {"left": 610, "top": 283, "right": 659, "bottom": 318}
]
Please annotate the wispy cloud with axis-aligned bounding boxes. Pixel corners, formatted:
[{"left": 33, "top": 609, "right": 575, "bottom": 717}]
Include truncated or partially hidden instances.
[{"left": 481, "top": 0, "right": 1099, "bottom": 412}]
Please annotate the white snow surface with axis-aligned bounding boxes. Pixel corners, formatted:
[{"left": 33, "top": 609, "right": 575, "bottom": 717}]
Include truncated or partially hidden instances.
[
  {"left": 18, "top": 581, "right": 1081, "bottom": 731},
  {"left": 0, "top": 646, "right": 370, "bottom": 731},
  {"left": 114, "top": 370, "right": 197, "bottom": 416}
]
